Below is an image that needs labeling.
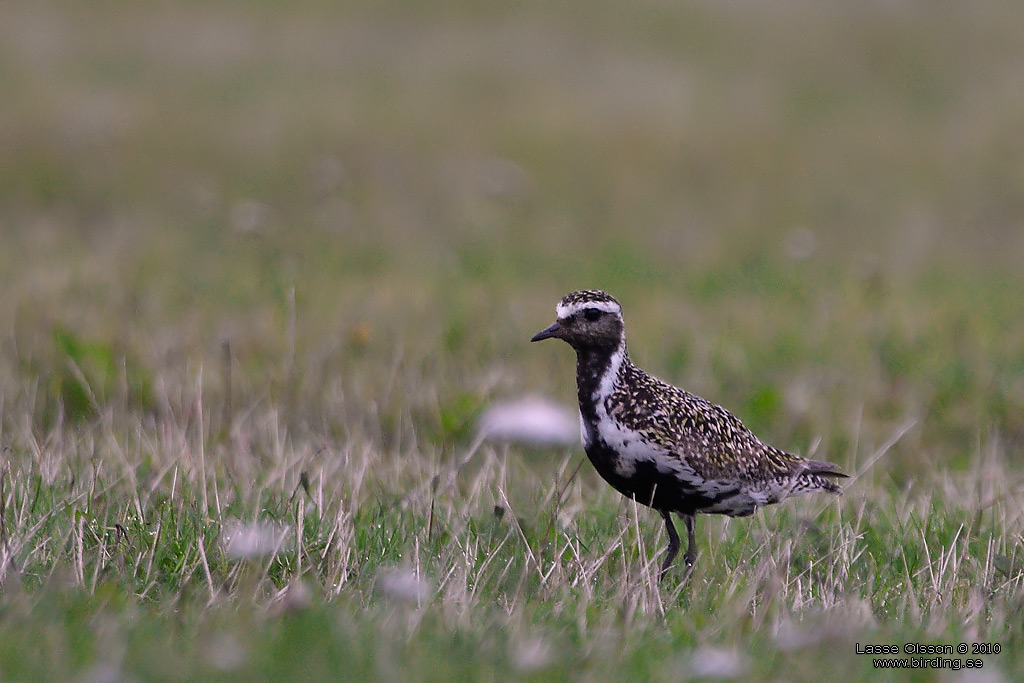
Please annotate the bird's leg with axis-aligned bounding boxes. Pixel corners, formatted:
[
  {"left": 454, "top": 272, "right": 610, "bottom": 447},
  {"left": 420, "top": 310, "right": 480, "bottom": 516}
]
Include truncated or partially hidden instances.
[
  {"left": 659, "top": 510, "right": 680, "bottom": 580},
  {"left": 683, "top": 514, "right": 697, "bottom": 568}
]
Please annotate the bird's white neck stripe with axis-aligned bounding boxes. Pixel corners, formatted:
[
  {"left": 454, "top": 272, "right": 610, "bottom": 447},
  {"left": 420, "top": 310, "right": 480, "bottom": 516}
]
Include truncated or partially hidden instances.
[{"left": 593, "top": 343, "right": 627, "bottom": 401}]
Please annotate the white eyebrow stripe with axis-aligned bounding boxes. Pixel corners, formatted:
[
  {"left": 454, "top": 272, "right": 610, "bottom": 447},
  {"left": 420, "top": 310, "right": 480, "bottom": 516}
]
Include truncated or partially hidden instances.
[{"left": 556, "top": 300, "right": 621, "bottom": 319}]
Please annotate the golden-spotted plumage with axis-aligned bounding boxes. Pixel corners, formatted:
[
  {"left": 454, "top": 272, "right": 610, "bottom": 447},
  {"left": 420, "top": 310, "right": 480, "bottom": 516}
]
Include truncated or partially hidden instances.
[
  {"left": 532, "top": 289, "right": 847, "bottom": 578},
  {"left": 606, "top": 360, "right": 843, "bottom": 492}
]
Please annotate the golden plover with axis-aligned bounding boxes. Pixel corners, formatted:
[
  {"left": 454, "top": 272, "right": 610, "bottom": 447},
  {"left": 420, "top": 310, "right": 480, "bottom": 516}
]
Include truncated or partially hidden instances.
[{"left": 531, "top": 289, "right": 847, "bottom": 578}]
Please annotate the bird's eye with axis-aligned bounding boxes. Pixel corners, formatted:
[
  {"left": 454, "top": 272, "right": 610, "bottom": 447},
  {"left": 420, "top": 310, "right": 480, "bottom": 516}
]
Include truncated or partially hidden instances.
[{"left": 583, "top": 308, "right": 602, "bottom": 321}]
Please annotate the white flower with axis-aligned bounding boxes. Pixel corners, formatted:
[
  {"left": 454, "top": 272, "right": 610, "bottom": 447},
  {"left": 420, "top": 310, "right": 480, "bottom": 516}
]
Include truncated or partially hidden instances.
[
  {"left": 479, "top": 396, "right": 577, "bottom": 447},
  {"left": 222, "top": 520, "right": 291, "bottom": 560}
]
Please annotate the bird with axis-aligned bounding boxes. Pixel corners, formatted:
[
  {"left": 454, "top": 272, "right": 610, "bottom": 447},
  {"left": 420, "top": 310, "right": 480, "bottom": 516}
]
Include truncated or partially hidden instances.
[{"left": 531, "top": 289, "right": 847, "bottom": 579}]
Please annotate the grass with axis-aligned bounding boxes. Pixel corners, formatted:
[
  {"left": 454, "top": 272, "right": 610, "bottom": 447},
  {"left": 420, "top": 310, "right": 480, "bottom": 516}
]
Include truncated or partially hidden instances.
[
  {"left": 2, "top": 0, "right": 1024, "bottom": 680},
  {"left": 1, "top": 404, "right": 1020, "bottom": 680}
]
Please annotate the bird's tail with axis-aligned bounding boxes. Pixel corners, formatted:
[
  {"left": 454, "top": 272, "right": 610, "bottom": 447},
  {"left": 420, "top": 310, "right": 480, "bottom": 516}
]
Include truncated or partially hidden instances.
[
  {"left": 799, "top": 459, "right": 848, "bottom": 495},
  {"left": 803, "top": 459, "right": 848, "bottom": 478}
]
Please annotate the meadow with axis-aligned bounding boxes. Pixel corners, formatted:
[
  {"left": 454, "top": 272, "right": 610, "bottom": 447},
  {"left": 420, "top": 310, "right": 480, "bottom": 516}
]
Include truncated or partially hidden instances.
[{"left": 1, "top": 1, "right": 1023, "bottom": 680}]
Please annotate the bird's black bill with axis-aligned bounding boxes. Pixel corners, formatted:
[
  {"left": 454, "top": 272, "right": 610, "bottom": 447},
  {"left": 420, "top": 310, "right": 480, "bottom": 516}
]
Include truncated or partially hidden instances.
[{"left": 530, "top": 322, "right": 561, "bottom": 342}]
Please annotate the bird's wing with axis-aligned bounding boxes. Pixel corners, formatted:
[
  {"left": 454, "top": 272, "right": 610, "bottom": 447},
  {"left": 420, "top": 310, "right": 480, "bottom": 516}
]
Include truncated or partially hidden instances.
[{"left": 608, "top": 373, "right": 805, "bottom": 483}]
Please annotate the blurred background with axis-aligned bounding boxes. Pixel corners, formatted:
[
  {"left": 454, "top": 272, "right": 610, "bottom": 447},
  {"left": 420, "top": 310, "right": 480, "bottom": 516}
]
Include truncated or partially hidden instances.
[{"left": 2, "top": 0, "right": 1022, "bottom": 475}]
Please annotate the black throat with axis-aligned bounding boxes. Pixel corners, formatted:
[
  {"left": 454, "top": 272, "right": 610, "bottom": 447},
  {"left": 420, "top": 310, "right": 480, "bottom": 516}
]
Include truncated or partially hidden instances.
[{"left": 574, "top": 344, "right": 624, "bottom": 421}]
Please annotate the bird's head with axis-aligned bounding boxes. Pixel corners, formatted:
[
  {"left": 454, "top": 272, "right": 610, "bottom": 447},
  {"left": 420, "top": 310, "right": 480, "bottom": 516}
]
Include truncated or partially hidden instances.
[{"left": 531, "top": 289, "right": 625, "bottom": 353}]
